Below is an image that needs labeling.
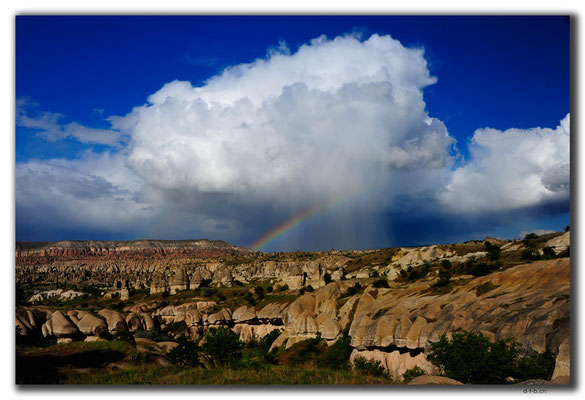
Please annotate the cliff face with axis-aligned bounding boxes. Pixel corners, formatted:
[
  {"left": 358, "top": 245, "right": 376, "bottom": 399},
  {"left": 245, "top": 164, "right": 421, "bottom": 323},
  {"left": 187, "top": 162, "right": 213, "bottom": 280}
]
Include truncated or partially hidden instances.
[{"left": 16, "top": 239, "right": 251, "bottom": 263}]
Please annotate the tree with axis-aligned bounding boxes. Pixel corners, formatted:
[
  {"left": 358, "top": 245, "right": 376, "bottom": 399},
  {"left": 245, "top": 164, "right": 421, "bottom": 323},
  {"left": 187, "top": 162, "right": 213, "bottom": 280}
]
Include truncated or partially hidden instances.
[
  {"left": 428, "top": 330, "right": 518, "bottom": 384},
  {"left": 323, "top": 272, "right": 332, "bottom": 284},
  {"left": 427, "top": 330, "right": 553, "bottom": 384},
  {"left": 202, "top": 326, "right": 243, "bottom": 368},
  {"left": 166, "top": 335, "right": 201, "bottom": 367}
]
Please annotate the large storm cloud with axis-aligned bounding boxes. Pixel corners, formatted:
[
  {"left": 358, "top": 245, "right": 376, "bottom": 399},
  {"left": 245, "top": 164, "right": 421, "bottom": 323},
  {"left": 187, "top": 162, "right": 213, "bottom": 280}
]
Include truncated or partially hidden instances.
[{"left": 15, "top": 33, "right": 570, "bottom": 249}]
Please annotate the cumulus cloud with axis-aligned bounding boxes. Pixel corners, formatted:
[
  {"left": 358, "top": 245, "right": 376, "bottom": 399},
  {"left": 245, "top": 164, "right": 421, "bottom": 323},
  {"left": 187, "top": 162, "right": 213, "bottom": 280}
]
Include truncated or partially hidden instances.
[
  {"left": 110, "top": 33, "right": 453, "bottom": 212},
  {"left": 15, "top": 33, "right": 570, "bottom": 248},
  {"left": 438, "top": 114, "right": 570, "bottom": 213}
]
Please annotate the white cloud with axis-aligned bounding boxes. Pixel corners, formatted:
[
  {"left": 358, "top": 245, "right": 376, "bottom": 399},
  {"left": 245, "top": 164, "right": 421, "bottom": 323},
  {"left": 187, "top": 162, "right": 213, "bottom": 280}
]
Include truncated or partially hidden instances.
[
  {"left": 110, "top": 33, "right": 453, "bottom": 211},
  {"left": 15, "top": 33, "right": 570, "bottom": 246},
  {"left": 17, "top": 98, "right": 125, "bottom": 147},
  {"left": 438, "top": 114, "right": 570, "bottom": 213}
]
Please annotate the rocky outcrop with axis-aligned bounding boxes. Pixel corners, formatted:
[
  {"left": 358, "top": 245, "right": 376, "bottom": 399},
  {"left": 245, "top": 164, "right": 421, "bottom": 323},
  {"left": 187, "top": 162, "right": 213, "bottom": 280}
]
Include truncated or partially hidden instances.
[
  {"left": 407, "top": 375, "right": 464, "bottom": 385},
  {"left": 545, "top": 231, "right": 570, "bottom": 254}
]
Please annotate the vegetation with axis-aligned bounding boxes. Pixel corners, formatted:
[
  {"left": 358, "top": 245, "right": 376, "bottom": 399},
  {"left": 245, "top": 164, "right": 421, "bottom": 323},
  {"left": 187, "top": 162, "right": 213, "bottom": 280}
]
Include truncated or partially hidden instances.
[
  {"left": 427, "top": 330, "right": 554, "bottom": 384},
  {"left": 475, "top": 282, "right": 500, "bottom": 296},
  {"left": 166, "top": 335, "right": 201, "bottom": 367},
  {"left": 352, "top": 357, "right": 386, "bottom": 377},
  {"left": 201, "top": 327, "right": 244, "bottom": 368},
  {"left": 402, "top": 366, "right": 425, "bottom": 383}
]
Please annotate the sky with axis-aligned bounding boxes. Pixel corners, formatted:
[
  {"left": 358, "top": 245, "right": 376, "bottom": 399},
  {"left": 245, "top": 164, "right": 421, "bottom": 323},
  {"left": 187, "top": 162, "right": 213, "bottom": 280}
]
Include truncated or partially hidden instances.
[{"left": 15, "top": 15, "right": 570, "bottom": 251}]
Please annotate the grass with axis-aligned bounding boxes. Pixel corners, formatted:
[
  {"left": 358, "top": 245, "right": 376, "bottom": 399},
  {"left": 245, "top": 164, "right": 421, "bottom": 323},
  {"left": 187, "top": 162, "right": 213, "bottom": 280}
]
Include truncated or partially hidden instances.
[{"left": 64, "top": 364, "right": 398, "bottom": 384}]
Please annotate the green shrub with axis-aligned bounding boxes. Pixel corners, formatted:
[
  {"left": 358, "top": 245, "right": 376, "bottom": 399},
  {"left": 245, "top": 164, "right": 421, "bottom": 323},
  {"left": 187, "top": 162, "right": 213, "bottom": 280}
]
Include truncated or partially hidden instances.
[
  {"left": 475, "top": 282, "right": 499, "bottom": 296},
  {"left": 433, "top": 269, "right": 451, "bottom": 288},
  {"left": 427, "top": 330, "right": 554, "bottom": 384},
  {"left": 402, "top": 366, "right": 425, "bottom": 383},
  {"left": 266, "top": 286, "right": 273, "bottom": 293},
  {"left": 255, "top": 286, "right": 265, "bottom": 298},
  {"left": 353, "top": 357, "right": 387, "bottom": 377},
  {"left": 278, "top": 284, "right": 289, "bottom": 292},
  {"left": 306, "top": 285, "right": 314, "bottom": 292},
  {"left": 202, "top": 326, "right": 243, "bottom": 368},
  {"left": 134, "top": 329, "right": 170, "bottom": 342},
  {"left": 470, "top": 262, "right": 498, "bottom": 277},
  {"left": 370, "top": 270, "right": 380, "bottom": 278},
  {"left": 324, "top": 272, "right": 332, "bottom": 284},
  {"left": 317, "top": 334, "right": 353, "bottom": 370},
  {"left": 524, "top": 233, "right": 539, "bottom": 240},
  {"left": 276, "top": 335, "right": 325, "bottom": 366},
  {"left": 162, "top": 291, "right": 170, "bottom": 298},
  {"left": 345, "top": 282, "right": 362, "bottom": 297},
  {"left": 299, "top": 287, "right": 306, "bottom": 295},
  {"left": 372, "top": 277, "right": 389, "bottom": 288},
  {"left": 521, "top": 249, "right": 541, "bottom": 261},
  {"left": 542, "top": 246, "right": 556, "bottom": 258},
  {"left": 202, "top": 287, "right": 218, "bottom": 297},
  {"left": 514, "top": 351, "right": 555, "bottom": 381},
  {"left": 166, "top": 335, "right": 201, "bottom": 367},
  {"left": 440, "top": 259, "right": 452, "bottom": 270},
  {"left": 260, "top": 329, "right": 282, "bottom": 354},
  {"left": 113, "top": 330, "right": 136, "bottom": 345}
]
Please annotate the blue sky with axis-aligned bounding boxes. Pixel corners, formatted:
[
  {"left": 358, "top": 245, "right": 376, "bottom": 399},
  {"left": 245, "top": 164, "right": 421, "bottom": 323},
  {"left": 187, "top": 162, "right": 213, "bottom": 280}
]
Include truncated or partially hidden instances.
[{"left": 15, "top": 16, "right": 570, "bottom": 250}]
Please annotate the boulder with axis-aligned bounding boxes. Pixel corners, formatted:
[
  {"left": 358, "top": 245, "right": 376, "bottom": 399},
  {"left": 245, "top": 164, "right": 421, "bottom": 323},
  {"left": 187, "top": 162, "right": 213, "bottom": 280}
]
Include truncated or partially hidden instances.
[
  {"left": 98, "top": 309, "right": 127, "bottom": 332},
  {"left": 47, "top": 310, "right": 79, "bottom": 337},
  {"left": 73, "top": 311, "right": 108, "bottom": 336}
]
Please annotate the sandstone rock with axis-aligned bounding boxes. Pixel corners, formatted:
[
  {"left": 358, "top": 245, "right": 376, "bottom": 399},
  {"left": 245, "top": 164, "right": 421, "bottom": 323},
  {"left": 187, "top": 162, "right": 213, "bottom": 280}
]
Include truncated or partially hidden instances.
[
  {"left": 552, "top": 337, "right": 570, "bottom": 379},
  {"left": 140, "top": 313, "right": 156, "bottom": 331},
  {"left": 170, "top": 267, "right": 189, "bottom": 294},
  {"left": 545, "top": 231, "right": 570, "bottom": 254},
  {"left": 407, "top": 375, "right": 464, "bottom": 385},
  {"left": 233, "top": 306, "right": 257, "bottom": 323},
  {"left": 98, "top": 309, "right": 127, "bottom": 332},
  {"left": 126, "top": 312, "right": 144, "bottom": 332},
  {"left": 84, "top": 335, "right": 107, "bottom": 342},
  {"left": 73, "top": 311, "right": 108, "bottom": 336},
  {"left": 316, "top": 315, "right": 341, "bottom": 340},
  {"left": 47, "top": 310, "right": 79, "bottom": 337},
  {"left": 57, "top": 337, "right": 73, "bottom": 344},
  {"left": 16, "top": 313, "right": 34, "bottom": 335}
]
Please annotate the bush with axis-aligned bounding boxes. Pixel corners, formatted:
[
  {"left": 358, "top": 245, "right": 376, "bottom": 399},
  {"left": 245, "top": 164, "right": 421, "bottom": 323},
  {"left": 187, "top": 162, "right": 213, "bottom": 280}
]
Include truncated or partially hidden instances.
[
  {"left": 470, "top": 262, "right": 498, "bottom": 277},
  {"left": 278, "top": 284, "right": 289, "bottom": 292},
  {"left": 260, "top": 329, "right": 282, "bottom": 354},
  {"left": 433, "top": 269, "right": 451, "bottom": 288},
  {"left": 345, "top": 282, "right": 362, "bottom": 296},
  {"left": 521, "top": 249, "right": 541, "bottom": 261},
  {"left": 112, "top": 330, "right": 136, "bottom": 345},
  {"left": 266, "top": 286, "right": 273, "bottom": 293},
  {"left": 166, "top": 335, "right": 201, "bottom": 367},
  {"left": 299, "top": 287, "right": 306, "bottom": 295},
  {"left": 306, "top": 285, "right": 314, "bottom": 292},
  {"left": 317, "top": 334, "right": 353, "bottom": 370},
  {"left": 372, "top": 277, "right": 389, "bottom": 288},
  {"left": 134, "top": 329, "right": 170, "bottom": 342},
  {"left": 524, "top": 233, "right": 539, "bottom": 240},
  {"left": 542, "top": 246, "right": 556, "bottom": 258},
  {"left": 440, "top": 259, "right": 452, "bottom": 270},
  {"left": 402, "top": 366, "right": 425, "bottom": 383},
  {"left": 255, "top": 286, "right": 265, "bottom": 298},
  {"left": 324, "top": 272, "right": 332, "bottom": 284},
  {"left": 276, "top": 335, "right": 325, "bottom": 366},
  {"left": 202, "top": 326, "right": 243, "bottom": 368},
  {"left": 353, "top": 357, "right": 387, "bottom": 377},
  {"left": 202, "top": 287, "right": 218, "bottom": 297},
  {"left": 427, "top": 330, "right": 554, "bottom": 384},
  {"left": 161, "top": 291, "right": 170, "bottom": 298},
  {"left": 370, "top": 270, "right": 380, "bottom": 278}
]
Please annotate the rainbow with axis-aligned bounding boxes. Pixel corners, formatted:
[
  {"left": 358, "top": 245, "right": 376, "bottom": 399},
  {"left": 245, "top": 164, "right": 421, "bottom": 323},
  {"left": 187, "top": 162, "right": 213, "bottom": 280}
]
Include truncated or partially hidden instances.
[{"left": 250, "top": 188, "right": 364, "bottom": 251}]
